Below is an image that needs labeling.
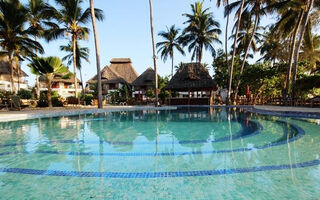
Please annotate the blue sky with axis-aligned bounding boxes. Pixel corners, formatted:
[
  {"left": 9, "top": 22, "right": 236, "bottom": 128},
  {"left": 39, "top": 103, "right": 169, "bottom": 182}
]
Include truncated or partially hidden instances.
[{"left": 21, "top": 0, "right": 273, "bottom": 86}]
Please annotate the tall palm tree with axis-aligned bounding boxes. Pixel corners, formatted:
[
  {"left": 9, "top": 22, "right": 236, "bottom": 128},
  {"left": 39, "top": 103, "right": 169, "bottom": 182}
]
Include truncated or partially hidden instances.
[
  {"left": 291, "top": 0, "right": 315, "bottom": 101},
  {"left": 89, "top": 0, "right": 103, "bottom": 108},
  {"left": 47, "top": 0, "right": 103, "bottom": 98},
  {"left": 267, "top": 0, "right": 306, "bottom": 97},
  {"left": 225, "top": 0, "right": 245, "bottom": 104},
  {"left": 156, "top": 25, "right": 185, "bottom": 78},
  {"left": 300, "top": 34, "right": 320, "bottom": 71},
  {"left": 25, "top": 0, "right": 55, "bottom": 99},
  {"left": 148, "top": 0, "right": 159, "bottom": 106},
  {"left": 60, "top": 40, "right": 89, "bottom": 94},
  {"left": 181, "top": 1, "right": 222, "bottom": 64},
  {"left": 28, "top": 56, "right": 68, "bottom": 107},
  {"left": 0, "top": 0, "right": 44, "bottom": 94},
  {"left": 230, "top": 18, "right": 264, "bottom": 99},
  {"left": 215, "top": 0, "right": 230, "bottom": 79}
]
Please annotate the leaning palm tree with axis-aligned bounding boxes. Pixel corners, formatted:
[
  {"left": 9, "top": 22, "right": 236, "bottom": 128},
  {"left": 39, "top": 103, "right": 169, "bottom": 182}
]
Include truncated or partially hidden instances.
[
  {"left": 225, "top": 0, "right": 245, "bottom": 104},
  {"left": 0, "top": 0, "right": 44, "bottom": 94},
  {"left": 148, "top": 0, "right": 159, "bottom": 106},
  {"left": 181, "top": 2, "right": 222, "bottom": 64},
  {"left": 156, "top": 25, "right": 185, "bottom": 78},
  {"left": 60, "top": 41, "right": 89, "bottom": 94},
  {"left": 28, "top": 56, "right": 69, "bottom": 108},
  {"left": 25, "top": 0, "right": 56, "bottom": 99},
  {"left": 89, "top": 0, "right": 103, "bottom": 108},
  {"left": 47, "top": 0, "right": 103, "bottom": 98}
]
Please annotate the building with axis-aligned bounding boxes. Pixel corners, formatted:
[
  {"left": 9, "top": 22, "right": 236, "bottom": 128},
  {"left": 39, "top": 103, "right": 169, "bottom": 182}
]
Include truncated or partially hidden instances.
[
  {"left": 0, "top": 57, "right": 28, "bottom": 92},
  {"left": 165, "top": 63, "right": 217, "bottom": 105},
  {"left": 132, "top": 67, "right": 155, "bottom": 100},
  {"left": 87, "top": 58, "right": 139, "bottom": 95},
  {"left": 39, "top": 73, "right": 82, "bottom": 98}
]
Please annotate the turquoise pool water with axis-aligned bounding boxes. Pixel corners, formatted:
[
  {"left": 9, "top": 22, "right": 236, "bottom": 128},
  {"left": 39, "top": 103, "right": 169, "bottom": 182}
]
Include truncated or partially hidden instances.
[{"left": 0, "top": 107, "right": 319, "bottom": 199}]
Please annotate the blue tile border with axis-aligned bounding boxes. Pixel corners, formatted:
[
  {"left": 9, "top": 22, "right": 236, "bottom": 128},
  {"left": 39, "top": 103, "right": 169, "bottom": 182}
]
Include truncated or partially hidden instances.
[
  {"left": 0, "top": 120, "right": 305, "bottom": 157},
  {"left": 0, "top": 159, "right": 319, "bottom": 179}
]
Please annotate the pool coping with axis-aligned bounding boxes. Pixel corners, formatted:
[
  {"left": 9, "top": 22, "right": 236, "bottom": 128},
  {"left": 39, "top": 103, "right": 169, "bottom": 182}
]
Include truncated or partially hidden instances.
[{"left": 0, "top": 106, "right": 177, "bottom": 122}]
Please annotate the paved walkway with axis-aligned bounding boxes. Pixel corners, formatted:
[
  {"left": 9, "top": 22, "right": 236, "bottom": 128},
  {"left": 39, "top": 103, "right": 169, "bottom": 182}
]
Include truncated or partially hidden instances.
[
  {"left": 253, "top": 105, "right": 320, "bottom": 113},
  {"left": 0, "top": 106, "right": 177, "bottom": 122}
]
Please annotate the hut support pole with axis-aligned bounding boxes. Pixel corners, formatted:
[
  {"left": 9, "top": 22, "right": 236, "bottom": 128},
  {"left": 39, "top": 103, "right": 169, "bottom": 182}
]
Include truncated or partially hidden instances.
[{"left": 210, "top": 90, "right": 214, "bottom": 106}]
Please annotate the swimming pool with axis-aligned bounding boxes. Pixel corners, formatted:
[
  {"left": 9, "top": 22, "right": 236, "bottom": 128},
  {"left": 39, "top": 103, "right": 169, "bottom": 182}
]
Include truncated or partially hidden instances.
[{"left": 0, "top": 107, "right": 319, "bottom": 199}]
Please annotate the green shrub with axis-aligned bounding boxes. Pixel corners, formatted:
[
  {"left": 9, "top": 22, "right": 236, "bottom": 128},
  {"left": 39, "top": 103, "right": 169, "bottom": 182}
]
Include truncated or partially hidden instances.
[
  {"left": 0, "top": 90, "right": 13, "bottom": 99},
  {"left": 38, "top": 91, "right": 64, "bottom": 107},
  {"left": 82, "top": 94, "right": 94, "bottom": 105},
  {"left": 17, "top": 89, "right": 32, "bottom": 99}
]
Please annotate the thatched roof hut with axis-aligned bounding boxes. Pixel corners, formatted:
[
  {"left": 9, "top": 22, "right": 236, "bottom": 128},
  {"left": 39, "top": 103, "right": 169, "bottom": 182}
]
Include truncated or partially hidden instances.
[
  {"left": 165, "top": 63, "right": 216, "bottom": 91},
  {"left": 132, "top": 67, "right": 155, "bottom": 87},
  {"left": 0, "top": 57, "right": 28, "bottom": 77},
  {"left": 87, "top": 58, "right": 139, "bottom": 85},
  {"left": 87, "top": 65, "right": 126, "bottom": 84}
]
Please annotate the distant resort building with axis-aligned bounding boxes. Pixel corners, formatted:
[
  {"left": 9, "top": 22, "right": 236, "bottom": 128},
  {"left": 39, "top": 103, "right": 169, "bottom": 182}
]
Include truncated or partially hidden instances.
[
  {"left": 87, "top": 58, "right": 139, "bottom": 95},
  {"left": 132, "top": 67, "right": 155, "bottom": 100},
  {"left": 39, "top": 72, "right": 82, "bottom": 98},
  {"left": 165, "top": 63, "right": 217, "bottom": 105},
  {"left": 0, "top": 57, "right": 28, "bottom": 91}
]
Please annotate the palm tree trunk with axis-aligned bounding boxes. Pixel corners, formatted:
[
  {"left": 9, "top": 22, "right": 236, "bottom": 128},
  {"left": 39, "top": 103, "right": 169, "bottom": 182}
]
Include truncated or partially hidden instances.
[
  {"left": 225, "top": 0, "right": 230, "bottom": 73},
  {"left": 227, "top": 0, "right": 245, "bottom": 105},
  {"left": 79, "top": 68, "right": 85, "bottom": 95},
  {"left": 17, "top": 62, "right": 21, "bottom": 91},
  {"left": 90, "top": 0, "right": 103, "bottom": 109},
  {"left": 171, "top": 53, "right": 174, "bottom": 78},
  {"left": 35, "top": 35, "right": 40, "bottom": 100},
  {"left": 148, "top": 0, "right": 159, "bottom": 106},
  {"left": 284, "top": 10, "right": 304, "bottom": 98},
  {"left": 199, "top": 45, "right": 203, "bottom": 64},
  {"left": 47, "top": 75, "right": 53, "bottom": 108},
  {"left": 8, "top": 54, "right": 16, "bottom": 94},
  {"left": 291, "top": 0, "right": 314, "bottom": 102},
  {"left": 72, "top": 35, "right": 78, "bottom": 99},
  {"left": 234, "top": 14, "right": 259, "bottom": 100}
]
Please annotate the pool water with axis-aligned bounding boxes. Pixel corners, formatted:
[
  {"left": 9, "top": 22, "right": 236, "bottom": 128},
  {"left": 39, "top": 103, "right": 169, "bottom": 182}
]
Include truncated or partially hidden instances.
[{"left": 0, "top": 107, "right": 319, "bottom": 199}]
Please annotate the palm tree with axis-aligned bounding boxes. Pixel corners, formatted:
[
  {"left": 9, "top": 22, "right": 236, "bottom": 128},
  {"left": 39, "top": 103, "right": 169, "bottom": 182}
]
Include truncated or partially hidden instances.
[
  {"left": 47, "top": 0, "right": 103, "bottom": 98},
  {"left": 0, "top": 0, "right": 44, "bottom": 94},
  {"left": 156, "top": 25, "right": 185, "bottom": 78},
  {"left": 215, "top": 0, "right": 230, "bottom": 78},
  {"left": 225, "top": 0, "right": 245, "bottom": 104},
  {"left": 181, "top": 1, "right": 222, "bottom": 64},
  {"left": 230, "top": 18, "right": 264, "bottom": 99},
  {"left": 28, "top": 56, "right": 68, "bottom": 107},
  {"left": 89, "top": 0, "right": 103, "bottom": 108},
  {"left": 148, "top": 0, "right": 159, "bottom": 106},
  {"left": 300, "top": 34, "right": 320, "bottom": 71},
  {"left": 25, "top": 0, "right": 55, "bottom": 99},
  {"left": 291, "top": 0, "right": 315, "bottom": 101},
  {"left": 60, "top": 40, "right": 89, "bottom": 94}
]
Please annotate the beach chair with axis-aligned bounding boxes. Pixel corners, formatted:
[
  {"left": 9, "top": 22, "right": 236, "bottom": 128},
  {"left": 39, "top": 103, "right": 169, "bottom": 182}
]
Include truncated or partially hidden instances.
[{"left": 310, "top": 96, "right": 320, "bottom": 107}]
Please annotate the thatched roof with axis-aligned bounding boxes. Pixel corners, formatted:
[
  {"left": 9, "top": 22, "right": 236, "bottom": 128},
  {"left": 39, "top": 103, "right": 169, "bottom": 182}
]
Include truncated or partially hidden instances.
[
  {"left": 39, "top": 72, "right": 81, "bottom": 84},
  {"left": 132, "top": 67, "right": 155, "bottom": 87},
  {"left": 165, "top": 63, "right": 216, "bottom": 91},
  {"left": 0, "top": 57, "right": 28, "bottom": 77},
  {"left": 109, "top": 58, "right": 138, "bottom": 84},
  {"left": 87, "top": 65, "right": 126, "bottom": 84},
  {"left": 87, "top": 58, "right": 139, "bottom": 85}
]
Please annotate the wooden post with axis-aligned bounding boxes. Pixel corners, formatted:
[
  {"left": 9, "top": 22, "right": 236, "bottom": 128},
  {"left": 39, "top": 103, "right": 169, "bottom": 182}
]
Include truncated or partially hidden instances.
[{"left": 188, "top": 90, "right": 190, "bottom": 105}]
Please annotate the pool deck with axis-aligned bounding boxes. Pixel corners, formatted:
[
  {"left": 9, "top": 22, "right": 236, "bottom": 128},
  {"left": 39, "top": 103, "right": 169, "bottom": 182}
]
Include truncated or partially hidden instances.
[
  {"left": 252, "top": 105, "right": 320, "bottom": 118},
  {"left": 0, "top": 106, "right": 177, "bottom": 122}
]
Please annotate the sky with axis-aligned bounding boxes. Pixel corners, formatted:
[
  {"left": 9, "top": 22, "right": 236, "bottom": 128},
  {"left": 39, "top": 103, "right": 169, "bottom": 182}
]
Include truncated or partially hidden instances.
[{"left": 20, "top": 0, "right": 273, "bottom": 86}]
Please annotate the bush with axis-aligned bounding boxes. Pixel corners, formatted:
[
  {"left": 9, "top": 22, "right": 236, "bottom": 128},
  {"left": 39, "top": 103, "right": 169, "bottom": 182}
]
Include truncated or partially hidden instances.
[
  {"left": 17, "top": 89, "right": 33, "bottom": 99},
  {"left": 82, "top": 94, "right": 94, "bottom": 105},
  {"left": 37, "top": 91, "right": 64, "bottom": 107},
  {"left": 0, "top": 90, "right": 13, "bottom": 99}
]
